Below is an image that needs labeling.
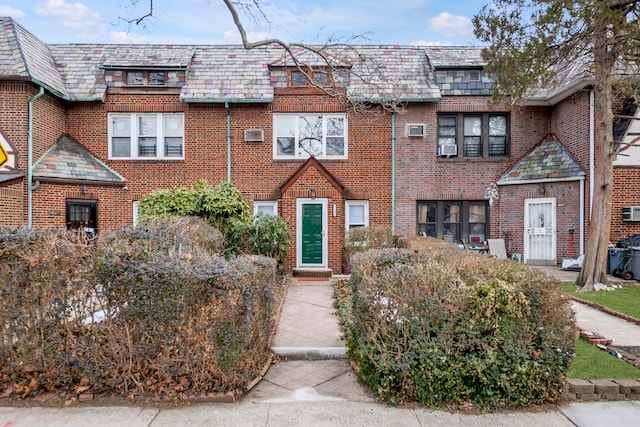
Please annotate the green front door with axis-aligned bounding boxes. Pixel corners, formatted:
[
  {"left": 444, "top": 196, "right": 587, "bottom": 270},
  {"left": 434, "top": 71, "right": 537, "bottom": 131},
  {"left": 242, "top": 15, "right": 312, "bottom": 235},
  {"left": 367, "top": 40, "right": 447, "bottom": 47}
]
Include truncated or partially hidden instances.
[{"left": 298, "top": 199, "right": 326, "bottom": 267}]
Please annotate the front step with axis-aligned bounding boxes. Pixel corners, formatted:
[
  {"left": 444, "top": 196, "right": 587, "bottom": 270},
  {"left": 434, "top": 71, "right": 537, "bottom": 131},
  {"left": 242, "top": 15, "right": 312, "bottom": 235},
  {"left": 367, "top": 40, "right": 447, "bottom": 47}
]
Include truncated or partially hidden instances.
[{"left": 292, "top": 268, "right": 333, "bottom": 278}]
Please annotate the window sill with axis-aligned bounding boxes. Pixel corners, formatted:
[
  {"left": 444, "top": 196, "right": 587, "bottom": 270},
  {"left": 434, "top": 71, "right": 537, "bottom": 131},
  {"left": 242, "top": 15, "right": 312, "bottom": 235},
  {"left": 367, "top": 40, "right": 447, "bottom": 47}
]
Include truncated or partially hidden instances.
[
  {"left": 273, "top": 157, "right": 347, "bottom": 163},
  {"left": 108, "top": 158, "right": 185, "bottom": 162},
  {"left": 436, "top": 156, "right": 510, "bottom": 163}
]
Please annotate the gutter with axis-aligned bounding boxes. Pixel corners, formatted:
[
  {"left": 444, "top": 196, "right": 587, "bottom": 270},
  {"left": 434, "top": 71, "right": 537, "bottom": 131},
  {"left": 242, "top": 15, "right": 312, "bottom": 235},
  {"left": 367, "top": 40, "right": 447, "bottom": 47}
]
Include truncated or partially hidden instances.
[
  {"left": 589, "top": 89, "right": 595, "bottom": 217},
  {"left": 28, "top": 86, "right": 45, "bottom": 228}
]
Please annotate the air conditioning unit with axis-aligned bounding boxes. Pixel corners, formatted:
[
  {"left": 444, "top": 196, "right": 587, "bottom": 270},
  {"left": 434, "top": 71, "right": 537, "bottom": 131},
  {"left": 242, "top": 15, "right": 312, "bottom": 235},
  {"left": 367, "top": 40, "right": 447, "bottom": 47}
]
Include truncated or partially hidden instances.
[
  {"left": 244, "top": 129, "right": 264, "bottom": 142},
  {"left": 622, "top": 206, "right": 640, "bottom": 221},
  {"left": 438, "top": 144, "right": 457, "bottom": 157},
  {"left": 405, "top": 123, "right": 426, "bottom": 137}
]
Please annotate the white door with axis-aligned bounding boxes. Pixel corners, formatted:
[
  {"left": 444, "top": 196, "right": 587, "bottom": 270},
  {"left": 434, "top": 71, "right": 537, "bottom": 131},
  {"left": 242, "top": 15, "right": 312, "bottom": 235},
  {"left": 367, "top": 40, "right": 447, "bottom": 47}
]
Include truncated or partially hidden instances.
[{"left": 524, "top": 198, "right": 556, "bottom": 265}]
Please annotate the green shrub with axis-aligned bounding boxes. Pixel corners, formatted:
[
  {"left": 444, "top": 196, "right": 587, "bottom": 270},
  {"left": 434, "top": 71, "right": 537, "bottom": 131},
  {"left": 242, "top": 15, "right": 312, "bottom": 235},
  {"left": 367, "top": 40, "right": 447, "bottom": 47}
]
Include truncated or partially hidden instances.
[
  {"left": 138, "top": 180, "right": 252, "bottom": 232},
  {"left": 346, "top": 241, "right": 576, "bottom": 411},
  {"left": 225, "top": 213, "right": 292, "bottom": 264}
]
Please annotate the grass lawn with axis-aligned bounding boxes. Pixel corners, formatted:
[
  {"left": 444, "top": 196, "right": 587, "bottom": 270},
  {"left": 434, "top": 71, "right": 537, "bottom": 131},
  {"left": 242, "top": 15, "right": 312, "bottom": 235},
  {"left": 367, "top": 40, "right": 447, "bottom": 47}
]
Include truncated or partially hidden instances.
[
  {"left": 569, "top": 338, "right": 640, "bottom": 379},
  {"left": 563, "top": 283, "right": 640, "bottom": 320}
]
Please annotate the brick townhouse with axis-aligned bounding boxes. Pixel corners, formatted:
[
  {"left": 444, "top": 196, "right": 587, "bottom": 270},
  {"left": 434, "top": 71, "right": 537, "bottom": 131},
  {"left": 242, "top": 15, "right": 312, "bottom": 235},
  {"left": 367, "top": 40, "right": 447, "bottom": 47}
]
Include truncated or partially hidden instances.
[{"left": 1, "top": 16, "right": 639, "bottom": 273}]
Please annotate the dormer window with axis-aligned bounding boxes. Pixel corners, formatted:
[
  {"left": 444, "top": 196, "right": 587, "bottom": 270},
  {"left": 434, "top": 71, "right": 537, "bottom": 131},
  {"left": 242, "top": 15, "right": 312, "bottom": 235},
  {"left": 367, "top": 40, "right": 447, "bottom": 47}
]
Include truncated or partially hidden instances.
[
  {"left": 289, "top": 69, "right": 331, "bottom": 87},
  {"left": 126, "top": 70, "right": 167, "bottom": 86}
]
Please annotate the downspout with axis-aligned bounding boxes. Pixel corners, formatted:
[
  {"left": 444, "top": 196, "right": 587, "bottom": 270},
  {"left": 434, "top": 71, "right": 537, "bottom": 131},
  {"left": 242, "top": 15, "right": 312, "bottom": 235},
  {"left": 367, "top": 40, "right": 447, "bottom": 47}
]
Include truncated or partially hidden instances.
[
  {"left": 225, "top": 102, "right": 231, "bottom": 182},
  {"left": 391, "top": 111, "right": 396, "bottom": 234},
  {"left": 580, "top": 176, "right": 585, "bottom": 256},
  {"left": 589, "top": 89, "right": 595, "bottom": 217},
  {"left": 28, "top": 86, "right": 45, "bottom": 228}
]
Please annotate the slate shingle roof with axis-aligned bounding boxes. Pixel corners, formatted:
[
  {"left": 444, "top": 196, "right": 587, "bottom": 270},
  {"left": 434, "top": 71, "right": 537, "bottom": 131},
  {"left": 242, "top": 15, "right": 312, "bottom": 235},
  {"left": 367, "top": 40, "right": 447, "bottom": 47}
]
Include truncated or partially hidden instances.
[
  {"left": 0, "top": 16, "right": 598, "bottom": 105},
  {"left": 497, "top": 139, "right": 585, "bottom": 184},
  {"left": 0, "top": 17, "right": 67, "bottom": 97},
  {"left": 422, "top": 46, "right": 485, "bottom": 68},
  {"left": 32, "top": 135, "right": 125, "bottom": 184}
]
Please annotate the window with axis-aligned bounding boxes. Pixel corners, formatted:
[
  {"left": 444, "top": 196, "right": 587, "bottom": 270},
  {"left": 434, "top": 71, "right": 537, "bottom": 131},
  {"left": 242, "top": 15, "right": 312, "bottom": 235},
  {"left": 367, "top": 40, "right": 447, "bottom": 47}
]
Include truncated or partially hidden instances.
[
  {"left": 126, "top": 70, "right": 167, "bottom": 86},
  {"left": 274, "top": 114, "right": 347, "bottom": 159},
  {"left": 254, "top": 201, "right": 278, "bottom": 217},
  {"left": 346, "top": 201, "right": 369, "bottom": 230},
  {"left": 109, "top": 113, "right": 184, "bottom": 160},
  {"left": 438, "top": 113, "right": 509, "bottom": 158},
  {"left": 417, "top": 201, "right": 488, "bottom": 247},
  {"left": 66, "top": 200, "right": 97, "bottom": 234},
  {"left": 290, "top": 69, "right": 330, "bottom": 87}
]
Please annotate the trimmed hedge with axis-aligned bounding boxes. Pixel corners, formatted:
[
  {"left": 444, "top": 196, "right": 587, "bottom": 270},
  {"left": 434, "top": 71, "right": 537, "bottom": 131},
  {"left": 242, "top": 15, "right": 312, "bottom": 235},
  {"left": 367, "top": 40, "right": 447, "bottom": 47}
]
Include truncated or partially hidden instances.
[
  {"left": 0, "top": 217, "right": 278, "bottom": 400},
  {"left": 346, "top": 238, "right": 576, "bottom": 410}
]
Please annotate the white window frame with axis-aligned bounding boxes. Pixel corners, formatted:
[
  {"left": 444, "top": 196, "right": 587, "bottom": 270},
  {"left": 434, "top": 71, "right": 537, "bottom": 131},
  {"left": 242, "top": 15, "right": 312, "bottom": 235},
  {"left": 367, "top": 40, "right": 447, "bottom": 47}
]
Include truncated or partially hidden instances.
[
  {"left": 254, "top": 201, "right": 278, "bottom": 218},
  {"left": 108, "top": 113, "right": 184, "bottom": 160},
  {"left": 132, "top": 201, "right": 139, "bottom": 228},
  {"left": 345, "top": 200, "right": 369, "bottom": 230},
  {"left": 273, "top": 113, "right": 348, "bottom": 160}
]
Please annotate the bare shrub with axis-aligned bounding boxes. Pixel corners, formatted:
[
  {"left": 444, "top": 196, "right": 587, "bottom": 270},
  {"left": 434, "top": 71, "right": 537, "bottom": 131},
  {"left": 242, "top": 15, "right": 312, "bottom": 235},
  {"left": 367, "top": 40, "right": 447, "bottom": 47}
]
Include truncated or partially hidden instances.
[{"left": 0, "top": 218, "right": 277, "bottom": 400}]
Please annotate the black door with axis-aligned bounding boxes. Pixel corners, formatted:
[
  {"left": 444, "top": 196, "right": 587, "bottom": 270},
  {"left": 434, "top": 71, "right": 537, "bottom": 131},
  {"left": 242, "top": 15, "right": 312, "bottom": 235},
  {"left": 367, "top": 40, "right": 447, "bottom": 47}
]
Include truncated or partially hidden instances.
[{"left": 66, "top": 199, "right": 98, "bottom": 235}]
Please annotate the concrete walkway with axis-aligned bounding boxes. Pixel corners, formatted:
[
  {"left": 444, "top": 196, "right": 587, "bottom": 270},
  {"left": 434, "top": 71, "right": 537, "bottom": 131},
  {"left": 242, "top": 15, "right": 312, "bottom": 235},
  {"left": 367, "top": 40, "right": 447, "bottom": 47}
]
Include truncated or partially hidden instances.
[
  {"left": 2, "top": 270, "right": 640, "bottom": 426},
  {"left": 532, "top": 266, "right": 640, "bottom": 347}
]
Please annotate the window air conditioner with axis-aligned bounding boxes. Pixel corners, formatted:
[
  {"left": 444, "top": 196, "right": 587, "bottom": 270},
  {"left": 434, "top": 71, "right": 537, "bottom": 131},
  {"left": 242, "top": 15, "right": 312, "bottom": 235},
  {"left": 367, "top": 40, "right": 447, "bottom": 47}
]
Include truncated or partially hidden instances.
[
  {"left": 244, "top": 129, "right": 264, "bottom": 142},
  {"left": 438, "top": 144, "right": 457, "bottom": 156},
  {"left": 622, "top": 206, "right": 640, "bottom": 221},
  {"left": 405, "top": 123, "right": 426, "bottom": 137}
]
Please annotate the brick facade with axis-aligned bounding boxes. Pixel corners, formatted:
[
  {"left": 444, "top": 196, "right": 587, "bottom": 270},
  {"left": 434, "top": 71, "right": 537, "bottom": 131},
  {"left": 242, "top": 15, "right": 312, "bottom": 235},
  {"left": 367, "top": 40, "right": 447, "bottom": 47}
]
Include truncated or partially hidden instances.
[{"left": 1, "top": 20, "right": 634, "bottom": 270}]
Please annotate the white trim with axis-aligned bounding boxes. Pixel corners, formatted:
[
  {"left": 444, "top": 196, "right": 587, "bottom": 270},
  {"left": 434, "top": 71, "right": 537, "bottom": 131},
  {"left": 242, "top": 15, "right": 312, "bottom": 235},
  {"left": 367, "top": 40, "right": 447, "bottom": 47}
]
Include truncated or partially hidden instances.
[
  {"left": 132, "top": 201, "right": 139, "bottom": 228},
  {"left": 345, "top": 200, "right": 369, "bottom": 230},
  {"left": 296, "top": 198, "right": 328, "bottom": 269},
  {"left": 254, "top": 201, "right": 278, "bottom": 217}
]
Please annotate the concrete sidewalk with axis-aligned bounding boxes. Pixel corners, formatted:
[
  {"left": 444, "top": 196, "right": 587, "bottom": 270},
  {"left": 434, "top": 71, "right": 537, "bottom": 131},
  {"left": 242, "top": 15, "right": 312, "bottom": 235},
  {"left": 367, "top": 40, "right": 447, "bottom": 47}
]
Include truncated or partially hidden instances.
[{"left": 2, "top": 271, "right": 640, "bottom": 426}]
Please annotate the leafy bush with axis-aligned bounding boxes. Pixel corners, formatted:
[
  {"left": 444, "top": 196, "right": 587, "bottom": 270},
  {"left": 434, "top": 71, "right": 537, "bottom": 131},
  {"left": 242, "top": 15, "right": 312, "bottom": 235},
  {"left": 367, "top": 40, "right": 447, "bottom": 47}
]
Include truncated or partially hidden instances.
[
  {"left": 225, "top": 213, "right": 292, "bottom": 264},
  {"left": 0, "top": 218, "right": 279, "bottom": 400},
  {"left": 138, "top": 180, "right": 252, "bottom": 232},
  {"left": 346, "top": 240, "right": 576, "bottom": 411}
]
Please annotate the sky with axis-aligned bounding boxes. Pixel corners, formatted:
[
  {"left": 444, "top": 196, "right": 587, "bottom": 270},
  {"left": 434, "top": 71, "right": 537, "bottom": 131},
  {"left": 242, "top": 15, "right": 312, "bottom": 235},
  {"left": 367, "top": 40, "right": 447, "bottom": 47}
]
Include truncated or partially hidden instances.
[{"left": 0, "top": 0, "right": 490, "bottom": 46}]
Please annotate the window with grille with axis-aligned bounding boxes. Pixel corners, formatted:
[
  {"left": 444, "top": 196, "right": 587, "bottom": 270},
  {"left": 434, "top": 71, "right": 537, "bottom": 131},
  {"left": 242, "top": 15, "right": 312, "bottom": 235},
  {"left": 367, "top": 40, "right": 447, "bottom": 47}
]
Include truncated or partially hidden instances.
[{"left": 437, "top": 113, "right": 509, "bottom": 158}]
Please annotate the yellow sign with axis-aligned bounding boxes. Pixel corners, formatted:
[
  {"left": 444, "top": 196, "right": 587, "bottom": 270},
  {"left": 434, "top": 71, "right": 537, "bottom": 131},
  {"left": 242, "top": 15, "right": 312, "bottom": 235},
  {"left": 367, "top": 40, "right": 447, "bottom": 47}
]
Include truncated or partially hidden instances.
[{"left": 0, "top": 143, "right": 7, "bottom": 169}]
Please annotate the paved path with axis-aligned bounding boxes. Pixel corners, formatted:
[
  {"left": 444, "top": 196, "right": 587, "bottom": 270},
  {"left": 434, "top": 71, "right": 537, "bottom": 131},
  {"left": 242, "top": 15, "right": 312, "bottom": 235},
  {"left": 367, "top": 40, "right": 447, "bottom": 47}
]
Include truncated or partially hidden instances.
[
  {"left": 532, "top": 265, "right": 640, "bottom": 346},
  {"left": 572, "top": 300, "right": 640, "bottom": 346}
]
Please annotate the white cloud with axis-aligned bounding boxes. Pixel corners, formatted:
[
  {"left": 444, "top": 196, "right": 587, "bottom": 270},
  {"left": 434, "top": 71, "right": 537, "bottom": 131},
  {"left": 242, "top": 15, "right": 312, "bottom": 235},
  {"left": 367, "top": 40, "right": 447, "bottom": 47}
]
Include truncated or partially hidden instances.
[
  {"left": 36, "top": 0, "right": 102, "bottom": 30},
  {"left": 410, "top": 40, "right": 454, "bottom": 47},
  {"left": 109, "top": 31, "right": 153, "bottom": 44},
  {"left": 223, "top": 29, "right": 271, "bottom": 44},
  {"left": 427, "top": 12, "right": 474, "bottom": 41},
  {"left": 0, "top": 5, "right": 26, "bottom": 18}
]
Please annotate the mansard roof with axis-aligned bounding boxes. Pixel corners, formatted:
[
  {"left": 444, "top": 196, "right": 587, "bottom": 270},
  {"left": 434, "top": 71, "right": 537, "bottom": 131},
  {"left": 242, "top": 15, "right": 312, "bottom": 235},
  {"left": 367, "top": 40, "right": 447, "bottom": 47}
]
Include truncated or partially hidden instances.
[
  {"left": 32, "top": 134, "right": 125, "bottom": 185},
  {"left": 497, "top": 137, "right": 585, "bottom": 185}
]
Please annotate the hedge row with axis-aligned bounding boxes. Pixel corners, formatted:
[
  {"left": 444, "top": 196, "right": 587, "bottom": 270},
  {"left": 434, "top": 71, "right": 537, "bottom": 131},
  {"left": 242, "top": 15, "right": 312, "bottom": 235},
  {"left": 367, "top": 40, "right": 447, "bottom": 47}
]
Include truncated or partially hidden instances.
[
  {"left": 0, "top": 217, "right": 278, "bottom": 400},
  {"left": 346, "top": 238, "right": 576, "bottom": 411}
]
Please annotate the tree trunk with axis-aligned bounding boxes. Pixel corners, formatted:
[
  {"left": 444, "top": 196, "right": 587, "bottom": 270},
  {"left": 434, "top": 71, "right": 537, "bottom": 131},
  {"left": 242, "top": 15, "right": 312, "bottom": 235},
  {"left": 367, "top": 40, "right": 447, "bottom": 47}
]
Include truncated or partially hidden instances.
[{"left": 576, "top": 38, "right": 617, "bottom": 291}]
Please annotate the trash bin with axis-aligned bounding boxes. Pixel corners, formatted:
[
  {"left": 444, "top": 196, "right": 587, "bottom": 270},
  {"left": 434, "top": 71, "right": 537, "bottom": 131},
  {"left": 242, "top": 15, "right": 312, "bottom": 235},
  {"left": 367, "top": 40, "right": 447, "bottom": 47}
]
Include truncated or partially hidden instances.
[
  {"left": 630, "top": 247, "right": 640, "bottom": 280},
  {"left": 608, "top": 248, "right": 626, "bottom": 275}
]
